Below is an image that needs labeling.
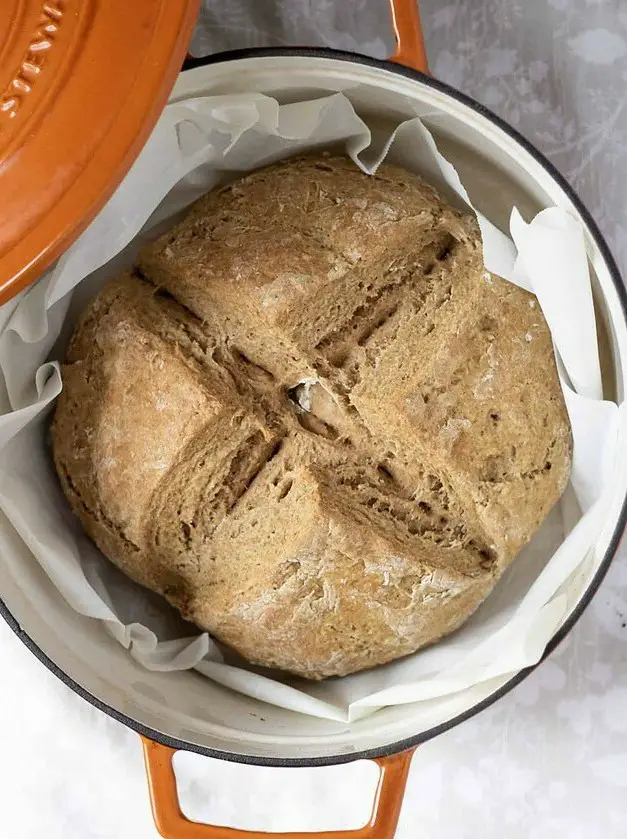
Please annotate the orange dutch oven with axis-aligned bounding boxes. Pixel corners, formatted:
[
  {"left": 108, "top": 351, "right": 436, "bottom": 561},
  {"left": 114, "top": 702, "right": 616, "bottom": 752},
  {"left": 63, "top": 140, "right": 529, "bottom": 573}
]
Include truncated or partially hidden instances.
[{"left": 1, "top": 2, "right": 626, "bottom": 839}]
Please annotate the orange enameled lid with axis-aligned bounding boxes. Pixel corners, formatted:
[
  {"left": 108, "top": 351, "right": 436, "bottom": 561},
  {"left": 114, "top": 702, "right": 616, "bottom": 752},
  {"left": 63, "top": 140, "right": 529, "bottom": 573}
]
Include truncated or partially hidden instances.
[{"left": 0, "top": 0, "right": 199, "bottom": 304}]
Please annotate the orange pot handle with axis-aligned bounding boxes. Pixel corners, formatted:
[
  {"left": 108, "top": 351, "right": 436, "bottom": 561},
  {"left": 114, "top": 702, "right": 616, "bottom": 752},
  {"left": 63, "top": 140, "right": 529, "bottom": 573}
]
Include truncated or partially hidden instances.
[
  {"left": 141, "top": 737, "right": 415, "bottom": 839},
  {"left": 183, "top": 2, "right": 427, "bottom": 75},
  {"left": 388, "top": 0, "right": 429, "bottom": 74}
]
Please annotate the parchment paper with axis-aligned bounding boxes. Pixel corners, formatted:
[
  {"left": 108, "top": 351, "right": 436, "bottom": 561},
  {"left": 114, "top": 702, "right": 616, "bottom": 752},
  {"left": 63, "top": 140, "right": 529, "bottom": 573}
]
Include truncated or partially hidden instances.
[{"left": 0, "top": 92, "right": 623, "bottom": 723}]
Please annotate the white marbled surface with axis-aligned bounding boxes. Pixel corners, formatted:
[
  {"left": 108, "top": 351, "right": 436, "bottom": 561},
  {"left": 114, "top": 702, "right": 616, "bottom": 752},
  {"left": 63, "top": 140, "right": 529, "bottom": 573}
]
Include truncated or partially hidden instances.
[{"left": 3, "top": 2, "right": 627, "bottom": 836}]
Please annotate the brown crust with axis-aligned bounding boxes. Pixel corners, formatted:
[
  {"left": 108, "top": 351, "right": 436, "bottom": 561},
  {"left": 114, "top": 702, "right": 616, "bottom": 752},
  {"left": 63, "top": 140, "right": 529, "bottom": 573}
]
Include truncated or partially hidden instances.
[{"left": 51, "top": 156, "right": 572, "bottom": 680}]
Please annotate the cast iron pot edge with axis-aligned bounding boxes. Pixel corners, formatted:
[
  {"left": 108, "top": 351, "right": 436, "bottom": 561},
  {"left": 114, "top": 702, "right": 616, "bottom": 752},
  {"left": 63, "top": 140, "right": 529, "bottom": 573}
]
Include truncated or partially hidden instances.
[{"left": 1, "top": 46, "right": 625, "bottom": 769}]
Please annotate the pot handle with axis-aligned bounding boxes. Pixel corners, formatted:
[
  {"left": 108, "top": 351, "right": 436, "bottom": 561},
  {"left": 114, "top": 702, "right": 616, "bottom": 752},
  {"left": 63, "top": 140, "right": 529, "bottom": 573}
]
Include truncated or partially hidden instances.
[
  {"left": 184, "top": 1, "right": 428, "bottom": 75},
  {"left": 141, "top": 737, "right": 415, "bottom": 839},
  {"left": 388, "top": 0, "right": 428, "bottom": 73}
]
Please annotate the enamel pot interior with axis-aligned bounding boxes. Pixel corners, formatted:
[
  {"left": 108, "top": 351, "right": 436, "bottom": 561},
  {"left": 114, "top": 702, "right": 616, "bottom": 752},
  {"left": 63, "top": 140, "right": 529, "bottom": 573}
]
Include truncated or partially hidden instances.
[{"left": 1, "top": 52, "right": 626, "bottom": 766}]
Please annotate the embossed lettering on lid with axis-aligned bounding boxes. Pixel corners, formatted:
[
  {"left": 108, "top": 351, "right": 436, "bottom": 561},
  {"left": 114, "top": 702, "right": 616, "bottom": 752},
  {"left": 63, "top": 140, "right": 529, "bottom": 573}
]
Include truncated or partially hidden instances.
[{"left": 0, "top": 2, "right": 66, "bottom": 128}]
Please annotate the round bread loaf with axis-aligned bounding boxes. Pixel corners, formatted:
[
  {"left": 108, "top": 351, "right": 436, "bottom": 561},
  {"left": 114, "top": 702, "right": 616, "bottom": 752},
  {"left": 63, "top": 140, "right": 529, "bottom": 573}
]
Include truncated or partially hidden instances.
[{"left": 52, "top": 156, "right": 572, "bottom": 679}]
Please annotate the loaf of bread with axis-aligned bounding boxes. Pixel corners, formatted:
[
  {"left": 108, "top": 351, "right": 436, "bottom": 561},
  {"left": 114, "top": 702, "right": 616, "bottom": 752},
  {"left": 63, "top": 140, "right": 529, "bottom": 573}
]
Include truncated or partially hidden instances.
[{"left": 52, "top": 155, "right": 571, "bottom": 679}]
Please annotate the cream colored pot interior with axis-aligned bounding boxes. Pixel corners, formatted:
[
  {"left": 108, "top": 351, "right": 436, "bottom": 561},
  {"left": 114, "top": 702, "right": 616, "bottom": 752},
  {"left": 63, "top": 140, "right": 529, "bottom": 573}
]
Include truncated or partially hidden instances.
[{"left": 1, "top": 56, "right": 626, "bottom": 762}]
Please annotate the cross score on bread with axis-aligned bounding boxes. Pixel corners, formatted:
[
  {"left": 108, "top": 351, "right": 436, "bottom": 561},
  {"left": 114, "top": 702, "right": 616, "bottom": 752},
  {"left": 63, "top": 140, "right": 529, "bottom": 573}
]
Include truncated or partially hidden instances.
[{"left": 52, "top": 157, "right": 571, "bottom": 679}]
